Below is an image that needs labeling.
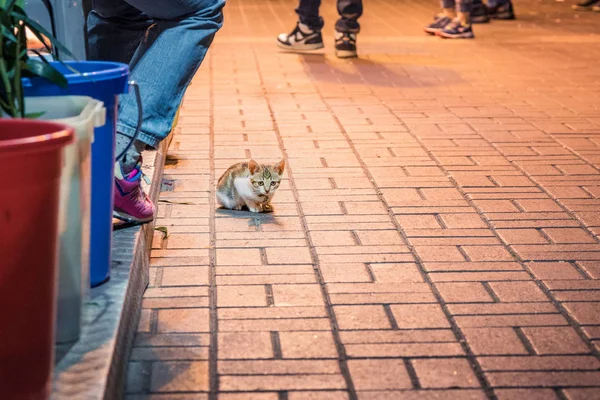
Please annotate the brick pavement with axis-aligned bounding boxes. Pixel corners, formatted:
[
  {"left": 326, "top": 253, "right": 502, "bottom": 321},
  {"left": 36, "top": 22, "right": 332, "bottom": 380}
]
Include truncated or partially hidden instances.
[{"left": 126, "top": 0, "right": 600, "bottom": 399}]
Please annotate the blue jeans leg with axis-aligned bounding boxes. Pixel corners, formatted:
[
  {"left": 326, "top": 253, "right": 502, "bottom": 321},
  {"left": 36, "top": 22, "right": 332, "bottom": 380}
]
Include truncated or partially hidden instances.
[
  {"left": 295, "top": 0, "right": 362, "bottom": 33},
  {"left": 295, "top": 0, "right": 324, "bottom": 31},
  {"left": 87, "top": 0, "right": 225, "bottom": 148},
  {"left": 335, "top": 0, "right": 362, "bottom": 33},
  {"left": 442, "top": 0, "right": 472, "bottom": 12}
]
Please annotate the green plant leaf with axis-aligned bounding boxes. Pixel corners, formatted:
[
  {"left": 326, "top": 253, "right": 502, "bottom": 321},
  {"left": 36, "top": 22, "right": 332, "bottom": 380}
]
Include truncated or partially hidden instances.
[
  {"left": 154, "top": 226, "right": 169, "bottom": 238},
  {"left": 158, "top": 199, "right": 197, "bottom": 205},
  {"left": 25, "top": 111, "right": 44, "bottom": 118},
  {"left": 12, "top": 8, "right": 76, "bottom": 60},
  {"left": 22, "top": 58, "right": 67, "bottom": 87}
]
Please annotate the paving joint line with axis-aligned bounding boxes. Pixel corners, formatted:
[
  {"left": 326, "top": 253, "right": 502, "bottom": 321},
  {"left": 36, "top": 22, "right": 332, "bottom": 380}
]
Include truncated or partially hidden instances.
[
  {"left": 304, "top": 78, "right": 497, "bottom": 400},
  {"left": 254, "top": 47, "right": 358, "bottom": 400},
  {"left": 208, "top": 54, "right": 219, "bottom": 400},
  {"left": 381, "top": 104, "right": 600, "bottom": 362}
]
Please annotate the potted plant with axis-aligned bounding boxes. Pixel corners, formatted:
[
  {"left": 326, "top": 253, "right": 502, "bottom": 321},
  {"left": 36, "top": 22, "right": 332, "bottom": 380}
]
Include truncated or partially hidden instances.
[{"left": 0, "top": 2, "right": 90, "bottom": 398}]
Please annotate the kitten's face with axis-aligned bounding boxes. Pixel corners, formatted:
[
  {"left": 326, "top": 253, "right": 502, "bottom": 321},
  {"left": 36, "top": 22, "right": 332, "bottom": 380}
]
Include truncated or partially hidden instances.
[{"left": 249, "top": 160, "right": 285, "bottom": 197}]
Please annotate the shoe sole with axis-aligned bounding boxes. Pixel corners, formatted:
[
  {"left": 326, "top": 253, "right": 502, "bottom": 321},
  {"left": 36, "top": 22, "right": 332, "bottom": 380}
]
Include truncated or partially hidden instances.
[
  {"left": 276, "top": 40, "right": 324, "bottom": 52},
  {"left": 424, "top": 27, "right": 442, "bottom": 35},
  {"left": 113, "top": 210, "right": 154, "bottom": 224},
  {"left": 490, "top": 13, "right": 516, "bottom": 19},
  {"left": 471, "top": 16, "right": 491, "bottom": 23},
  {"left": 336, "top": 49, "right": 357, "bottom": 58},
  {"left": 437, "top": 31, "right": 475, "bottom": 39},
  {"left": 572, "top": 4, "right": 599, "bottom": 10}
]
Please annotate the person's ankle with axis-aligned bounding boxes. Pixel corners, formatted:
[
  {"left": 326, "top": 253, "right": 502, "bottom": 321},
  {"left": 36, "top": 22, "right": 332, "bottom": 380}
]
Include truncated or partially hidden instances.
[
  {"left": 457, "top": 12, "right": 471, "bottom": 25},
  {"left": 443, "top": 8, "right": 457, "bottom": 18}
]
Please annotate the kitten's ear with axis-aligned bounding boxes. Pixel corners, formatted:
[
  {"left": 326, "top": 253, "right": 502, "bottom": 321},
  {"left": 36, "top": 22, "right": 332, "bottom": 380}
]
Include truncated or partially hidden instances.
[
  {"left": 274, "top": 159, "right": 285, "bottom": 175},
  {"left": 248, "top": 159, "right": 259, "bottom": 175}
]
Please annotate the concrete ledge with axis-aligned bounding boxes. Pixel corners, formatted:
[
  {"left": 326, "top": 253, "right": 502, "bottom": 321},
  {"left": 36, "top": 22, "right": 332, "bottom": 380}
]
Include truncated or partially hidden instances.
[{"left": 52, "top": 134, "right": 171, "bottom": 400}]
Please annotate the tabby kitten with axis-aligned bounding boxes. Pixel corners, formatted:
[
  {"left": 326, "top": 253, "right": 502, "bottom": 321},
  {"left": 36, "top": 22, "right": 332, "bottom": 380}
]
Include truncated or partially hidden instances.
[{"left": 217, "top": 159, "right": 285, "bottom": 213}]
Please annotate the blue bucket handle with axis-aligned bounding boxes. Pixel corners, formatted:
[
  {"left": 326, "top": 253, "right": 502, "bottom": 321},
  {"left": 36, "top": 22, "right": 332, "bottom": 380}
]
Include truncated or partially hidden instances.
[{"left": 115, "top": 80, "right": 143, "bottom": 162}]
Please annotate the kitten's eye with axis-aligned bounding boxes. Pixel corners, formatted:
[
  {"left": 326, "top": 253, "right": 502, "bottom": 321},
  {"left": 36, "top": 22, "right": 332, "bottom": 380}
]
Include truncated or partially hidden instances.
[
  {"left": 258, "top": 182, "right": 264, "bottom": 186},
  {"left": 271, "top": 181, "right": 277, "bottom": 186}
]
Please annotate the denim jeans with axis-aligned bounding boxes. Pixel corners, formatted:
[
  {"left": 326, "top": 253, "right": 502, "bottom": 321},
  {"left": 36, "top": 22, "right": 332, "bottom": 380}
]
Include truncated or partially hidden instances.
[
  {"left": 87, "top": 0, "right": 225, "bottom": 148},
  {"left": 441, "top": 0, "right": 473, "bottom": 13},
  {"left": 296, "top": 0, "right": 363, "bottom": 33}
]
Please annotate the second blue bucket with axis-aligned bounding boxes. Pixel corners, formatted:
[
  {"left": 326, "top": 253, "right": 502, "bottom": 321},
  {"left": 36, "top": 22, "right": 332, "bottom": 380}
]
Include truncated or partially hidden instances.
[{"left": 23, "top": 61, "right": 129, "bottom": 287}]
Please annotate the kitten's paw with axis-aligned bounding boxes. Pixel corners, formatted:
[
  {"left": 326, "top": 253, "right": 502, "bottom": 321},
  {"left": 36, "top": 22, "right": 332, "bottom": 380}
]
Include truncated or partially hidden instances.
[
  {"left": 248, "top": 207, "right": 262, "bottom": 213},
  {"left": 263, "top": 203, "right": 273, "bottom": 213}
]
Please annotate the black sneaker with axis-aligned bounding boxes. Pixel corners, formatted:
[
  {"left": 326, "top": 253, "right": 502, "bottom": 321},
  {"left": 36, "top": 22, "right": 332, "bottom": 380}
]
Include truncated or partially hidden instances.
[
  {"left": 334, "top": 31, "right": 357, "bottom": 58},
  {"left": 572, "top": 0, "right": 600, "bottom": 9},
  {"left": 424, "top": 15, "right": 452, "bottom": 35},
  {"left": 471, "top": 1, "right": 490, "bottom": 23},
  {"left": 277, "top": 22, "right": 324, "bottom": 51},
  {"left": 437, "top": 21, "right": 475, "bottom": 39},
  {"left": 488, "top": 0, "right": 516, "bottom": 19}
]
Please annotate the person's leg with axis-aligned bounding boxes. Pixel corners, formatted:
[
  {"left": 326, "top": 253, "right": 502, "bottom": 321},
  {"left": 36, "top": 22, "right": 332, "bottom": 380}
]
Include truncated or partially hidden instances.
[
  {"left": 335, "top": 0, "right": 362, "bottom": 33},
  {"left": 470, "top": 0, "right": 490, "bottom": 23},
  {"left": 333, "top": 0, "right": 362, "bottom": 58},
  {"left": 87, "top": 0, "right": 152, "bottom": 66},
  {"left": 487, "top": 0, "right": 516, "bottom": 19},
  {"left": 437, "top": 0, "right": 475, "bottom": 38},
  {"left": 457, "top": 0, "right": 473, "bottom": 25},
  {"left": 296, "top": 0, "right": 324, "bottom": 31},
  {"left": 109, "top": 0, "right": 225, "bottom": 151},
  {"left": 424, "top": 0, "right": 455, "bottom": 34},
  {"left": 88, "top": 0, "right": 225, "bottom": 222},
  {"left": 277, "top": 0, "right": 325, "bottom": 52},
  {"left": 88, "top": 0, "right": 153, "bottom": 174}
]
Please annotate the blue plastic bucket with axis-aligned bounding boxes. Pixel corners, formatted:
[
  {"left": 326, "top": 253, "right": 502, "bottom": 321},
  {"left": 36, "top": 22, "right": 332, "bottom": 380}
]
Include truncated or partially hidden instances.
[{"left": 23, "top": 61, "right": 129, "bottom": 287}]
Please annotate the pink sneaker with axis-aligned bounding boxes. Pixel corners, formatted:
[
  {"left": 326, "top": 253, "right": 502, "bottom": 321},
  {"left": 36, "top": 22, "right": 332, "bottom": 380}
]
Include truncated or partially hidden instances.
[{"left": 113, "top": 160, "right": 155, "bottom": 223}]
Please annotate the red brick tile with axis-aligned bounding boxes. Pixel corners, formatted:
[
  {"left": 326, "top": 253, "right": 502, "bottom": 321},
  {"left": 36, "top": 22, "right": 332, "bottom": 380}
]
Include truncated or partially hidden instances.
[
  {"left": 320, "top": 264, "right": 372, "bottom": 283},
  {"left": 333, "top": 305, "right": 391, "bottom": 330},
  {"left": 355, "top": 230, "right": 404, "bottom": 245},
  {"left": 527, "top": 261, "right": 585, "bottom": 280},
  {"left": 150, "top": 361, "right": 209, "bottom": 392},
  {"left": 495, "top": 389, "right": 559, "bottom": 400},
  {"left": 218, "top": 360, "right": 340, "bottom": 375},
  {"left": 217, "top": 285, "right": 267, "bottom": 307},
  {"left": 441, "top": 214, "right": 488, "bottom": 229},
  {"left": 357, "top": 390, "right": 485, "bottom": 400},
  {"left": 436, "top": 282, "right": 495, "bottom": 303},
  {"left": 272, "top": 284, "right": 324, "bottom": 306},
  {"left": 279, "top": 331, "right": 338, "bottom": 358},
  {"left": 521, "top": 327, "right": 590, "bottom": 355},
  {"left": 390, "top": 304, "right": 451, "bottom": 329},
  {"left": 266, "top": 247, "right": 313, "bottom": 264},
  {"left": 487, "top": 281, "right": 548, "bottom": 302},
  {"left": 347, "top": 359, "right": 412, "bottom": 390},
  {"left": 497, "top": 229, "right": 549, "bottom": 245},
  {"left": 543, "top": 228, "right": 597, "bottom": 244},
  {"left": 563, "top": 388, "right": 600, "bottom": 400},
  {"left": 486, "top": 371, "right": 600, "bottom": 387},
  {"left": 564, "top": 302, "right": 600, "bottom": 325},
  {"left": 287, "top": 392, "right": 349, "bottom": 400},
  {"left": 370, "top": 263, "right": 424, "bottom": 283},
  {"left": 462, "top": 328, "right": 528, "bottom": 355},
  {"left": 157, "top": 309, "right": 210, "bottom": 333},
  {"left": 218, "top": 332, "right": 273, "bottom": 359},
  {"left": 346, "top": 342, "right": 465, "bottom": 358},
  {"left": 477, "top": 355, "right": 600, "bottom": 371},
  {"left": 412, "top": 358, "right": 479, "bottom": 388},
  {"left": 461, "top": 246, "right": 515, "bottom": 262},
  {"left": 414, "top": 246, "right": 467, "bottom": 262},
  {"left": 216, "top": 248, "right": 262, "bottom": 266},
  {"left": 161, "top": 266, "right": 209, "bottom": 286},
  {"left": 219, "top": 374, "right": 347, "bottom": 391}
]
